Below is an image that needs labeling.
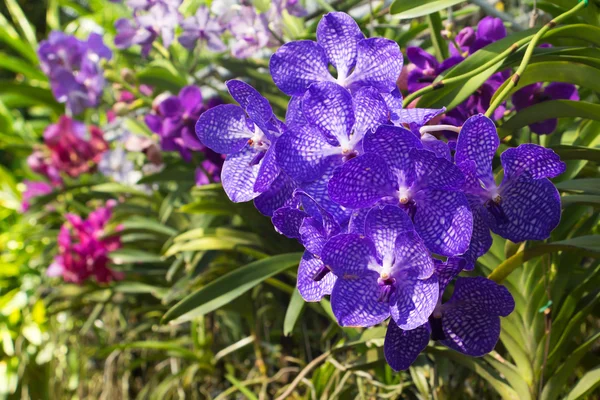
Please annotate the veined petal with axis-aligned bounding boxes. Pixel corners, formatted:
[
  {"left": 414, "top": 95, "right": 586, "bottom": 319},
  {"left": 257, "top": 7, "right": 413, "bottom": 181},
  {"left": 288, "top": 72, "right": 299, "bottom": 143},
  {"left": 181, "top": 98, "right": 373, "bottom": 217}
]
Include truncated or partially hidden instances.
[
  {"left": 272, "top": 206, "right": 307, "bottom": 239},
  {"left": 455, "top": 114, "right": 499, "bottom": 185},
  {"left": 491, "top": 177, "right": 561, "bottom": 243},
  {"left": 382, "top": 89, "right": 403, "bottom": 121},
  {"left": 363, "top": 125, "right": 422, "bottom": 185},
  {"left": 365, "top": 205, "right": 415, "bottom": 260},
  {"left": 393, "top": 231, "right": 435, "bottom": 279},
  {"left": 461, "top": 199, "right": 492, "bottom": 270},
  {"left": 316, "top": 12, "right": 364, "bottom": 80},
  {"left": 221, "top": 146, "right": 262, "bottom": 202},
  {"left": 410, "top": 148, "right": 464, "bottom": 191},
  {"left": 384, "top": 320, "right": 431, "bottom": 371},
  {"left": 299, "top": 218, "right": 327, "bottom": 255},
  {"left": 322, "top": 233, "right": 377, "bottom": 277},
  {"left": 297, "top": 252, "right": 336, "bottom": 302},
  {"left": 354, "top": 86, "right": 389, "bottom": 137},
  {"left": 500, "top": 144, "right": 565, "bottom": 181},
  {"left": 295, "top": 190, "right": 341, "bottom": 238},
  {"left": 441, "top": 309, "right": 501, "bottom": 357},
  {"left": 269, "top": 40, "right": 334, "bottom": 96},
  {"left": 254, "top": 172, "right": 297, "bottom": 217},
  {"left": 226, "top": 79, "right": 273, "bottom": 123},
  {"left": 394, "top": 107, "right": 445, "bottom": 133},
  {"left": 302, "top": 81, "right": 355, "bottom": 144},
  {"left": 390, "top": 274, "right": 438, "bottom": 330},
  {"left": 348, "top": 207, "right": 370, "bottom": 234},
  {"left": 254, "top": 145, "right": 279, "bottom": 192},
  {"left": 434, "top": 258, "right": 465, "bottom": 293},
  {"left": 345, "top": 38, "right": 403, "bottom": 93},
  {"left": 448, "top": 277, "right": 515, "bottom": 317},
  {"left": 331, "top": 273, "right": 390, "bottom": 327},
  {"left": 413, "top": 189, "right": 473, "bottom": 257},
  {"left": 195, "top": 104, "right": 251, "bottom": 154},
  {"left": 286, "top": 96, "right": 307, "bottom": 127},
  {"left": 275, "top": 125, "right": 337, "bottom": 183},
  {"left": 421, "top": 133, "right": 451, "bottom": 160},
  {"left": 328, "top": 153, "right": 397, "bottom": 209}
]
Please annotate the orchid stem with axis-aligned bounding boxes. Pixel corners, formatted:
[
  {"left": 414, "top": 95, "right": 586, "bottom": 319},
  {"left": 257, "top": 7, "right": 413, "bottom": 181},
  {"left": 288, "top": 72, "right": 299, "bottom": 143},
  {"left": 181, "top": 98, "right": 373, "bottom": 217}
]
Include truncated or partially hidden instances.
[{"left": 484, "top": 1, "right": 586, "bottom": 118}]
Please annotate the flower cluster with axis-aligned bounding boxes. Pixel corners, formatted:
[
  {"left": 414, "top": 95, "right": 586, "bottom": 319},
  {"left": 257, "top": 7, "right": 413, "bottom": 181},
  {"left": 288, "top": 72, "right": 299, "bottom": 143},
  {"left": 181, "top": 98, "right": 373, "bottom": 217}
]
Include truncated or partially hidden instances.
[
  {"left": 48, "top": 200, "right": 123, "bottom": 284},
  {"left": 38, "top": 31, "right": 112, "bottom": 115},
  {"left": 27, "top": 116, "right": 108, "bottom": 185},
  {"left": 195, "top": 12, "right": 566, "bottom": 369},
  {"left": 144, "top": 85, "right": 224, "bottom": 186},
  {"left": 115, "top": 0, "right": 306, "bottom": 59}
]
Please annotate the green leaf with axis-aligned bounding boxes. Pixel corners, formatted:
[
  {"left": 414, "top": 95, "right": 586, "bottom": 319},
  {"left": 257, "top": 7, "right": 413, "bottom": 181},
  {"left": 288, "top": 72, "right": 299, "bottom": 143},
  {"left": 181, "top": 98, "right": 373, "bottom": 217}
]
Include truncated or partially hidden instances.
[
  {"left": 391, "top": 0, "right": 465, "bottom": 18},
  {"left": 4, "top": 0, "right": 38, "bottom": 50},
  {"left": 225, "top": 375, "right": 259, "bottom": 400},
  {"left": 492, "top": 62, "right": 600, "bottom": 103},
  {"left": 562, "top": 195, "right": 600, "bottom": 208},
  {"left": 0, "top": 14, "right": 37, "bottom": 63},
  {"left": 137, "top": 61, "right": 187, "bottom": 93},
  {"left": 100, "top": 341, "right": 200, "bottom": 360},
  {"left": 162, "top": 253, "right": 302, "bottom": 324},
  {"left": 0, "top": 81, "right": 62, "bottom": 113},
  {"left": 427, "top": 12, "right": 449, "bottom": 61},
  {"left": 120, "top": 217, "right": 178, "bottom": 237},
  {"left": 556, "top": 179, "right": 600, "bottom": 195},
  {"left": 488, "top": 236, "right": 600, "bottom": 283},
  {"left": 0, "top": 52, "right": 46, "bottom": 80},
  {"left": 499, "top": 101, "right": 600, "bottom": 136},
  {"left": 565, "top": 366, "right": 600, "bottom": 400},
  {"left": 550, "top": 146, "right": 600, "bottom": 162},
  {"left": 91, "top": 182, "right": 151, "bottom": 197},
  {"left": 109, "top": 249, "right": 164, "bottom": 263},
  {"left": 283, "top": 289, "right": 305, "bottom": 336}
]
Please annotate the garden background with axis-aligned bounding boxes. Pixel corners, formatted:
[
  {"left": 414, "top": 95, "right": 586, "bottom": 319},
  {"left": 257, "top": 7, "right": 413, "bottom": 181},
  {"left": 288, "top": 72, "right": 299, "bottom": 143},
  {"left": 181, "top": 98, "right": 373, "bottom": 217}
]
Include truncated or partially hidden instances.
[{"left": 0, "top": 0, "right": 599, "bottom": 399}]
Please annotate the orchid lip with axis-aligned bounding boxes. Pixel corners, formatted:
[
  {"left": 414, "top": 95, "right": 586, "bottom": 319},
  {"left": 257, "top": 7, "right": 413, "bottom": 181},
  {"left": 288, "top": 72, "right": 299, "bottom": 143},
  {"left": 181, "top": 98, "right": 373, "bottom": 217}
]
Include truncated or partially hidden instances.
[
  {"left": 312, "top": 264, "right": 331, "bottom": 282},
  {"left": 485, "top": 195, "right": 509, "bottom": 225}
]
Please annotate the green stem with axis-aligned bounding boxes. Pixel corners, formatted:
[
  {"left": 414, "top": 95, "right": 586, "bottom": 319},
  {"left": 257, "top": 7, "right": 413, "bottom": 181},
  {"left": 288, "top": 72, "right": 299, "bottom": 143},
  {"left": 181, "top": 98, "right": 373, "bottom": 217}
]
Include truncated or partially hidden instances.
[
  {"left": 403, "top": 35, "right": 532, "bottom": 107},
  {"left": 485, "top": 1, "right": 586, "bottom": 118}
]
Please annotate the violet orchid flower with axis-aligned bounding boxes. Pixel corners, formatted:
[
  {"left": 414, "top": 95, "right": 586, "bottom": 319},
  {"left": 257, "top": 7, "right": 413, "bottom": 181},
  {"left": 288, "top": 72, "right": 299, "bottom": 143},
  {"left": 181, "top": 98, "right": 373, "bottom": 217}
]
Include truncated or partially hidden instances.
[
  {"left": 328, "top": 124, "right": 473, "bottom": 257},
  {"left": 270, "top": 12, "right": 402, "bottom": 96},
  {"left": 273, "top": 191, "right": 340, "bottom": 301},
  {"left": 276, "top": 82, "right": 388, "bottom": 183},
  {"left": 21, "top": 181, "right": 53, "bottom": 212},
  {"left": 512, "top": 82, "right": 579, "bottom": 134},
  {"left": 455, "top": 114, "right": 565, "bottom": 268},
  {"left": 384, "top": 258, "right": 515, "bottom": 370},
  {"left": 195, "top": 80, "right": 285, "bottom": 203},
  {"left": 179, "top": 6, "right": 227, "bottom": 51},
  {"left": 322, "top": 205, "right": 438, "bottom": 328},
  {"left": 229, "top": 6, "right": 274, "bottom": 59}
]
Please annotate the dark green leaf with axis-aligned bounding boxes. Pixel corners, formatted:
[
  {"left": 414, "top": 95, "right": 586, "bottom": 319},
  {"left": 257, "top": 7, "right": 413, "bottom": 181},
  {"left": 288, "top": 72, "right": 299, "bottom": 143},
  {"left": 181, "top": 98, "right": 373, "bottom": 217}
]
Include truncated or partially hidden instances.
[
  {"left": 283, "top": 289, "right": 305, "bottom": 336},
  {"left": 391, "top": 0, "right": 466, "bottom": 18}
]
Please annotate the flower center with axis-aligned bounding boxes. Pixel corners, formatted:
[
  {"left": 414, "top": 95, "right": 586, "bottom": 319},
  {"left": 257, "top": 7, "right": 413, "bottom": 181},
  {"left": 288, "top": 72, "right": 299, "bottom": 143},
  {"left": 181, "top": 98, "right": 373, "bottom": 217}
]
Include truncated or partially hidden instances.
[
  {"left": 312, "top": 264, "right": 331, "bottom": 281},
  {"left": 485, "top": 194, "right": 509, "bottom": 225}
]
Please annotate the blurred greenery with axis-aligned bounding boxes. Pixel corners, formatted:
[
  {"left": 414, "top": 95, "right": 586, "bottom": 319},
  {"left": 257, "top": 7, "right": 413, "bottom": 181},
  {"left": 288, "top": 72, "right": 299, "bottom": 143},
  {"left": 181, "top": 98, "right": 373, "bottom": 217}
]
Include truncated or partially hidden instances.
[{"left": 1, "top": 0, "right": 599, "bottom": 399}]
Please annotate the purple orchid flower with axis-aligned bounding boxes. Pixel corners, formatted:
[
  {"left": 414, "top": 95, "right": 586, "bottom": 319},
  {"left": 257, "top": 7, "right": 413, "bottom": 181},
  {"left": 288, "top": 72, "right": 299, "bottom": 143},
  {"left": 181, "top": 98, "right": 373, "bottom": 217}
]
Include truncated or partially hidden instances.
[
  {"left": 322, "top": 205, "right": 438, "bottom": 328},
  {"left": 276, "top": 82, "right": 388, "bottom": 183},
  {"left": 384, "top": 258, "right": 515, "bottom": 370},
  {"left": 273, "top": 191, "right": 341, "bottom": 301},
  {"left": 270, "top": 12, "right": 402, "bottom": 96},
  {"left": 179, "top": 6, "right": 227, "bottom": 51},
  {"left": 21, "top": 181, "right": 53, "bottom": 212},
  {"left": 126, "top": 0, "right": 181, "bottom": 12},
  {"left": 327, "top": 124, "right": 473, "bottom": 257},
  {"left": 196, "top": 80, "right": 285, "bottom": 203},
  {"left": 407, "top": 17, "right": 509, "bottom": 124},
  {"left": 512, "top": 82, "right": 579, "bottom": 134},
  {"left": 229, "top": 6, "right": 274, "bottom": 59},
  {"left": 114, "top": 18, "right": 157, "bottom": 57},
  {"left": 37, "top": 32, "right": 112, "bottom": 115},
  {"left": 455, "top": 114, "right": 565, "bottom": 268}
]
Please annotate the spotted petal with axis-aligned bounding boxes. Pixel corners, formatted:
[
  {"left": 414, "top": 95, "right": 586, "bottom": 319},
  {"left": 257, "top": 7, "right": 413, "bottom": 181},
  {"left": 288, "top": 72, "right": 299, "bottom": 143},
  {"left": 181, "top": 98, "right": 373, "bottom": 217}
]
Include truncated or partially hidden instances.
[
  {"left": 449, "top": 277, "right": 515, "bottom": 317},
  {"left": 490, "top": 177, "right": 561, "bottom": 243},
  {"left": 384, "top": 320, "right": 431, "bottom": 371},
  {"left": 195, "top": 104, "right": 251, "bottom": 154},
  {"left": 421, "top": 133, "right": 451, "bottom": 160},
  {"left": 221, "top": 146, "right": 262, "bottom": 202},
  {"left": 254, "top": 145, "right": 279, "bottom": 192},
  {"left": 410, "top": 148, "right": 465, "bottom": 190},
  {"left": 395, "top": 107, "right": 445, "bottom": 134},
  {"left": 286, "top": 96, "right": 307, "bottom": 127},
  {"left": 297, "top": 252, "right": 336, "bottom": 302},
  {"left": 365, "top": 205, "right": 415, "bottom": 260},
  {"left": 269, "top": 40, "right": 334, "bottom": 96},
  {"left": 322, "top": 234, "right": 377, "bottom": 277},
  {"left": 302, "top": 81, "right": 355, "bottom": 144},
  {"left": 328, "top": 153, "right": 397, "bottom": 209},
  {"left": 390, "top": 274, "right": 439, "bottom": 330},
  {"left": 413, "top": 189, "right": 473, "bottom": 257},
  {"left": 299, "top": 218, "right": 327, "bottom": 255},
  {"left": 461, "top": 199, "right": 493, "bottom": 270},
  {"left": 363, "top": 125, "right": 422, "bottom": 186},
  {"left": 316, "top": 12, "right": 364, "bottom": 80},
  {"left": 345, "top": 38, "right": 403, "bottom": 93},
  {"left": 455, "top": 114, "right": 499, "bottom": 186},
  {"left": 331, "top": 273, "right": 390, "bottom": 327},
  {"left": 500, "top": 144, "right": 565, "bottom": 181},
  {"left": 275, "top": 124, "right": 337, "bottom": 183},
  {"left": 434, "top": 258, "right": 466, "bottom": 293},
  {"left": 441, "top": 308, "right": 501, "bottom": 357}
]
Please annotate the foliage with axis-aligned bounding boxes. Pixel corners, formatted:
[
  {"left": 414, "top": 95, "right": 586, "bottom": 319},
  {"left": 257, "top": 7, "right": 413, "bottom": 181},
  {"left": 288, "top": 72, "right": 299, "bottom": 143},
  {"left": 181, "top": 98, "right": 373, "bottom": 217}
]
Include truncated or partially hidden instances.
[{"left": 0, "top": 0, "right": 599, "bottom": 399}]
